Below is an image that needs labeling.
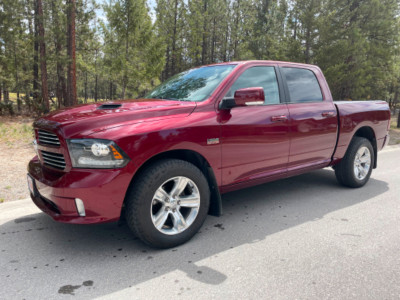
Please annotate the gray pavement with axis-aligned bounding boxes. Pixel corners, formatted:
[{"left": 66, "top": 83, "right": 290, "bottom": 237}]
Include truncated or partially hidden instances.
[{"left": 1, "top": 146, "right": 399, "bottom": 300}]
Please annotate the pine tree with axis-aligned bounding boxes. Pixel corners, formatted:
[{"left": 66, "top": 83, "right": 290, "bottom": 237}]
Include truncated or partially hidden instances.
[
  {"left": 316, "top": 0, "right": 399, "bottom": 100},
  {"left": 66, "top": 0, "right": 77, "bottom": 106},
  {"left": 104, "top": 0, "right": 165, "bottom": 99},
  {"left": 290, "top": 0, "right": 322, "bottom": 63},
  {"left": 155, "top": 0, "right": 186, "bottom": 79},
  {"left": 0, "top": 0, "right": 31, "bottom": 112},
  {"left": 248, "top": 0, "right": 288, "bottom": 60},
  {"left": 229, "top": 0, "right": 255, "bottom": 60},
  {"left": 50, "top": 0, "right": 67, "bottom": 108}
]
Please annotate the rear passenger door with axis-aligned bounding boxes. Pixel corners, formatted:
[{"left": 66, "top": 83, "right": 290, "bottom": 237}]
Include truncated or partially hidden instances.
[{"left": 280, "top": 66, "right": 338, "bottom": 172}]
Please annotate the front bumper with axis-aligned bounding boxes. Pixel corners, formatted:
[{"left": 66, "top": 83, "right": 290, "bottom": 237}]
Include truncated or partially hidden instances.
[{"left": 28, "top": 156, "right": 133, "bottom": 224}]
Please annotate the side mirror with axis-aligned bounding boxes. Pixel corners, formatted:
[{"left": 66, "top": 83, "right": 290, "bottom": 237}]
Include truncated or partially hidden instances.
[
  {"left": 219, "top": 87, "right": 265, "bottom": 110},
  {"left": 234, "top": 87, "right": 265, "bottom": 106}
]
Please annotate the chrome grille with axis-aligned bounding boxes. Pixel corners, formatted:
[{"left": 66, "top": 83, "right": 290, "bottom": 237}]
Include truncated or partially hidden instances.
[
  {"left": 41, "top": 150, "right": 66, "bottom": 170},
  {"left": 38, "top": 130, "right": 60, "bottom": 146}
]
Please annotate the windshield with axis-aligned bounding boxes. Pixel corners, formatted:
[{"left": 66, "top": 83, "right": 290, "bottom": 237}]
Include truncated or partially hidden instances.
[{"left": 145, "top": 65, "right": 236, "bottom": 102}]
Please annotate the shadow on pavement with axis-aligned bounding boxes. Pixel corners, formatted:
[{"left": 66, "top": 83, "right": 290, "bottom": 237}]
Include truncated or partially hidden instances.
[{"left": 0, "top": 169, "right": 389, "bottom": 298}]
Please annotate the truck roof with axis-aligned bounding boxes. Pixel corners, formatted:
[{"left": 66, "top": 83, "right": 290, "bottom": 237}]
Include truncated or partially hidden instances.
[{"left": 204, "top": 60, "right": 319, "bottom": 68}]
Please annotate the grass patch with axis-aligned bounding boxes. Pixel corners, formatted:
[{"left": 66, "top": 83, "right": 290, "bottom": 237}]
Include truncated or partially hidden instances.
[
  {"left": 390, "top": 117, "right": 399, "bottom": 129},
  {"left": 389, "top": 117, "right": 400, "bottom": 145},
  {"left": 9, "top": 93, "right": 26, "bottom": 102},
  {"left": 0, "top": 117, "right": 33, "bottom": 146}
]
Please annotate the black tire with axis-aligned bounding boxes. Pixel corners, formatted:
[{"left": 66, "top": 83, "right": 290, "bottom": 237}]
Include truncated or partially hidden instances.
[
  {"left": 125, "top": 159, "right": 210, "bottom": 248},
  {"left": 334, "top": 137, "right": 374, "bottom": 188}
]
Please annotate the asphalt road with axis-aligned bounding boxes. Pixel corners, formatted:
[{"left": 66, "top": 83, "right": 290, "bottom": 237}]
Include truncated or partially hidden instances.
[{"left": 1, "top": 146, "right": 399, "bottom": 300}]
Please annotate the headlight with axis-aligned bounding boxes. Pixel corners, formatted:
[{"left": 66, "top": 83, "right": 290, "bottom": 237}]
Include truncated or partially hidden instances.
[{"left": 67, "top": 139, "right": 130, "bottom": 169}]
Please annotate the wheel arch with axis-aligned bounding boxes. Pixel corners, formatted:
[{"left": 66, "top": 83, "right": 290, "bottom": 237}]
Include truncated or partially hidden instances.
[
  {"left": 123, "top": 149, "right": 222, "bottom": 217},
  {"left": 353, "top": 126, "right": 377, "bottom": 168}
]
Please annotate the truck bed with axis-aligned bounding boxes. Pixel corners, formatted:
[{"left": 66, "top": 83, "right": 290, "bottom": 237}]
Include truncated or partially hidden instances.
[{"left": 333, "top": 100, "right": 390, "bottom": 164}]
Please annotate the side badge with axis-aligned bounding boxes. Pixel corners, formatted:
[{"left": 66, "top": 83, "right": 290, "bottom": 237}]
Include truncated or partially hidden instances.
[{"left": 207, "top": 138, "right": 220, "bottom": 145}]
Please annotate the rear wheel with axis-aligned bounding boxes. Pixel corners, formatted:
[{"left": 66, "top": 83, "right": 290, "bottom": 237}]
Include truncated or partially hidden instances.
[
  {"left": 334, "top": 137, "right": 374, "bottom": 188},
  {"left": 125, "top": 159, "right": 210, "bottom": 248}
]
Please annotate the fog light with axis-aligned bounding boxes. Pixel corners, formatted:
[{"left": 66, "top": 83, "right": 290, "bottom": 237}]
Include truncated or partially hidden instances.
[{"left": 75, "top": 198, "right": 86, "bottom": 217}]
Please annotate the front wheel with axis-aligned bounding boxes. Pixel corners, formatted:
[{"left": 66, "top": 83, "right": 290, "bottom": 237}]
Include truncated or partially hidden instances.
[
  {"left": 334, "top": 137, "right": 374, "bottom": 188},
  {"left": 125, "top": 159, "right": 210, "bottom": 248}
]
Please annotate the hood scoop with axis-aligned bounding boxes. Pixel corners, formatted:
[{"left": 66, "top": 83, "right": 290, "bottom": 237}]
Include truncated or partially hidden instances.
[{"left": 97, "top": 103, "right": 122, "bottom": 110}]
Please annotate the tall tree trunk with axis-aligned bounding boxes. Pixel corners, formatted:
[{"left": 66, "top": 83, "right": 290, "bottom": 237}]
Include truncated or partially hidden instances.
[
  {"left": 121, "top": 82, "right": 126, "bottom": 99},
  {"left": 171, "top": 0, "right": 178, "bottom": 75},
  {"left": 121, "top": 5, "right": 130, "bottom": 99},
  {"left": 37, "top": 0, "right": 50, "bottom": 112},
  {"left": 395, "top": 89, "right": 400, "bottom": 128},
  {"left": 66, "top": 0, "right": 77, "bottom": 106},
  {"left": 13, "top": 42, "right": 21, "bottom": 112},
  {"left": 233, "top": 0, "right": 240, "bottom": 60},
  {"left": 164, "top": 45, "right": 170, "bottom": 80},
  {"left": 17, "top": 91, "right": 21, "bottom": 112},
  {"left": 23, "top": 65, "right": 32, "bottom": 111},
  {"left": 24, "top": 1, "right": 33, "bottom": 110},
  {"left": 33, "top": 0, "right": 39, "bottom": 105},
  {"left": 397, "top": 110, "right": 400, "bottom": 129},
  {"left": 211, "top": 16, "right": 216, "bottom": 63},
  {"left": 388, "top": 85, "right": 394, "bottom": 112},
  {"left": 55, "top": 66, "right": 63, "bottom": 108},
  {"left": 51, "top": 0, "right": 65, "bottom": 108},
  {"left": 94, "top": 75, "right": 98, "bottom": 102},
  {"left": 94, "top": 48, "right": 98, "bottom": 102},
  {"left": 305, "top": 27, "right": 311, "bottom": 64},
  {"left": 223, "top": 2, "right": 228, "bottom": 62},
  {"left": 3, "top": 89, "right": 9, "bottom": 104},
  {"left": 61, "top": 76, "right": 67, "bottom": 107},
  {"left": 4, "top": 89, "right": 11, "bottom": 115},
  {"left": 84, "top": 72, "right": 88, "bottom": 103},
  {"left": 201, "top": 0, "right": 208, "bottom": 65}
]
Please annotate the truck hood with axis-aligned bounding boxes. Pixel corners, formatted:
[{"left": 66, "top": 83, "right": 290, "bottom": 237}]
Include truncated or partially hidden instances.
[{"left": 34, "top": 99, "right": 197, "bottom": 138}]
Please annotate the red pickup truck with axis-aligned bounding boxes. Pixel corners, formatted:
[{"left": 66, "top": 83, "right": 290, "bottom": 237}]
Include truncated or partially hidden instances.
[{"left": 28, "top": 61, "right": 390, "bottom": 248}]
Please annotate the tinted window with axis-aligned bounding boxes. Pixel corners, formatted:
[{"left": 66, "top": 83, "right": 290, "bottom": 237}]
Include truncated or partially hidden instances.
[
  {"left": 145, "top": 65, "right": 236, "bottom": 102},
  {"left": 225, "top": 66, "right": 280, "bottom": 105},
  {"left": 282, "top": 68, "right": 323, "bottom": 103}
]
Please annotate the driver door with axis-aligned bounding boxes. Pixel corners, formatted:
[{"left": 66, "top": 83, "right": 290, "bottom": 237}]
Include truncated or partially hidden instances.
[{"left": 219, "top": 65, "right": 290, "bottom": 187}]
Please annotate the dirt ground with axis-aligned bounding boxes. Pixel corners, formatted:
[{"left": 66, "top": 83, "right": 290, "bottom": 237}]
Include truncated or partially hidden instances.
[
  {"left": 390, "top": 129, "right": 400, "bottom": 144},
  {"left": 0, "top": 142, "right": 34, "bottom": 202},
  {"left": 0, "top": 115, "right": 399, "bottom": 203},
  {"left": 0, "top": 116, "right": 35, "bottom": 203}
]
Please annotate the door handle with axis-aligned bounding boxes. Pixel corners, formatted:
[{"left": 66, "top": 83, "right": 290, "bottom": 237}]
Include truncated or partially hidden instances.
[
  {"left": 321, "top": 111, "right": 335, "bottom": 117},
  {"left": 271, "top": 115, "right": 288, "bottom": 122}
]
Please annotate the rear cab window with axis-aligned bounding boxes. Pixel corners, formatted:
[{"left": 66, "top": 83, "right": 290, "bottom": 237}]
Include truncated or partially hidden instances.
[{"left": 281, "top": 67, "right": 323, "bottom": 103}]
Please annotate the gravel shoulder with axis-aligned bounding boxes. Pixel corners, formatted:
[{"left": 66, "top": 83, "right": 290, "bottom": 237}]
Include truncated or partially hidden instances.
[
  {"left": 0, "top": 116, "right": 34, "bottom": 203},
  {"left": 0, "top": 142, "right": 34, "bottom": 202}
]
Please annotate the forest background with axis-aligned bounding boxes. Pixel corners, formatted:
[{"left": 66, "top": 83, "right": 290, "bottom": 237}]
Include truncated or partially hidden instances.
[{"left": 0, "top": 0, "right": 399, "bottom": 118}]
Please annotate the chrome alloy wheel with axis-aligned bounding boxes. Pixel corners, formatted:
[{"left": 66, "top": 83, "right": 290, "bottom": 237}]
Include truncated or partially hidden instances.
[
  {"left": 353, "top": 146, "right": 371, "bottom": 180},
  {"left": 150, "top": 176, "right": 200, "bottom": 235}
]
